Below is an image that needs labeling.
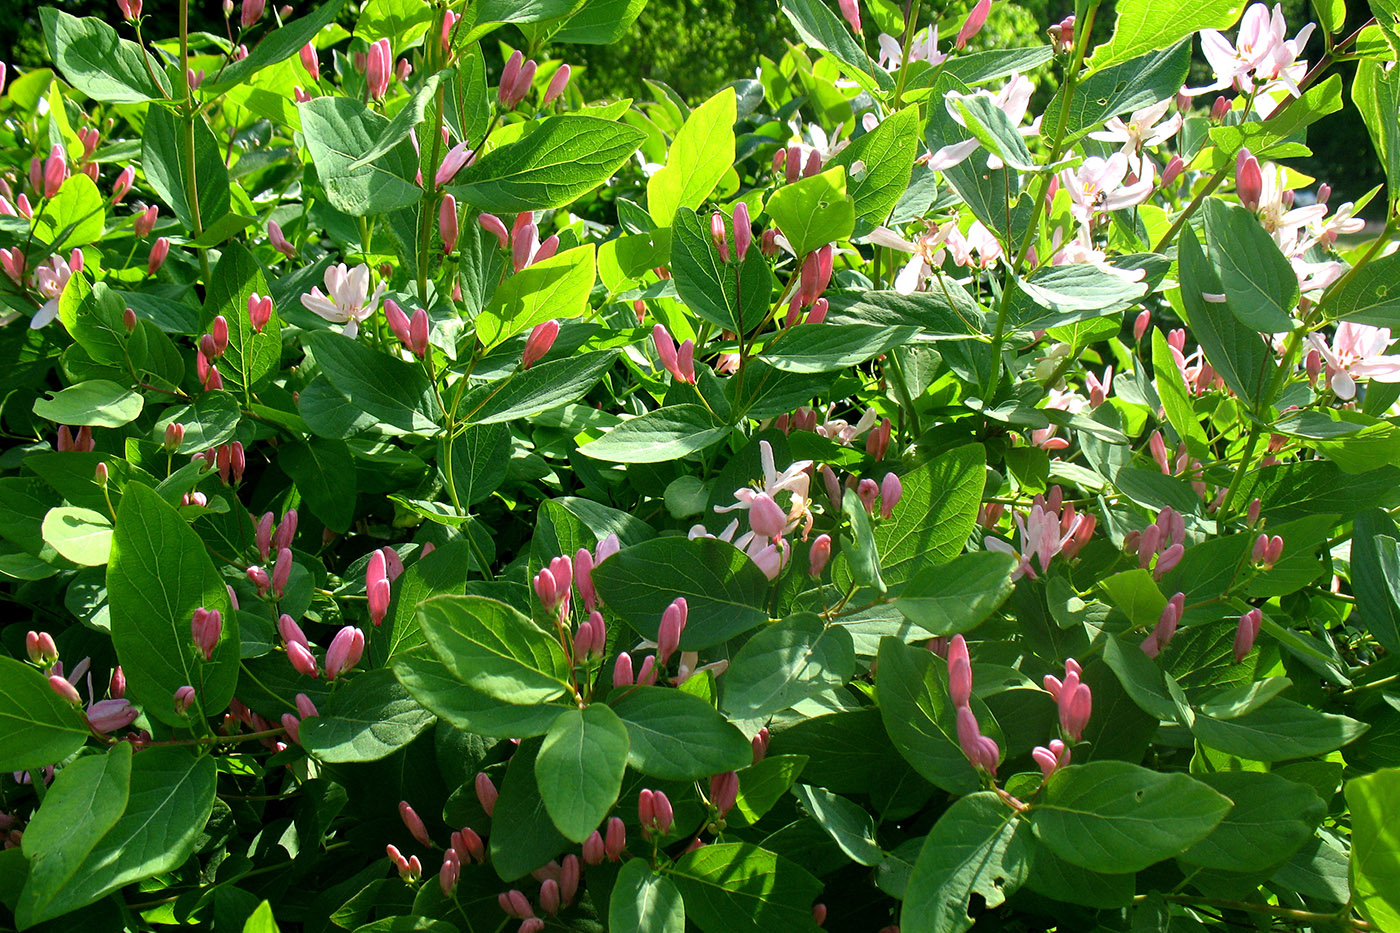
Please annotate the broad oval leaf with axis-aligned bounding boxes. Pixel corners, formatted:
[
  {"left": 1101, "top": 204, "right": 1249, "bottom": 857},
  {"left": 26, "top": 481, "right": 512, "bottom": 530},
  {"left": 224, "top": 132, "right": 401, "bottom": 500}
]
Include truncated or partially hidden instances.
[
  {"left": 609, "top": 686, "right": 752, "bottom": 780},
  {"left": 417, "top": 595, "right": 571, "bottom": 704},
  {"left": 536, "top": 704, "right": 630, "bottom": 842}
]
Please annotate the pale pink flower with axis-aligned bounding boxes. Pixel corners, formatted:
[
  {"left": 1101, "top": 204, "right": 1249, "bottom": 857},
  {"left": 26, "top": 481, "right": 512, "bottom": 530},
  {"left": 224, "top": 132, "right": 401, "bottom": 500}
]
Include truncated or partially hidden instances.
[
  {"left": 1308, "top": 323, "right": 1400, "bottom": 400},
  {"left": 1059, "top": 152, "right": 1154, "bottom": 224},
  {"left": 299, "top": 263, "right": 386, "bottom": 337}
]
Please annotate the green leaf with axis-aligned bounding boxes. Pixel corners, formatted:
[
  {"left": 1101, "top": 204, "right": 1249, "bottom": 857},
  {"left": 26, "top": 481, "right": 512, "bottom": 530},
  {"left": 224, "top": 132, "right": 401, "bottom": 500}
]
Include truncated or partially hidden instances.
[
  {"left": 203, "top": 242, "right": 280, "bottom": 395},
  {"left": 300, "top": 97, "right": 421, "bottom": 216},
  {"left": 305, "top": 331, "right": 441, "bottom": 434},
  {"left": 1012, "top": 264, "right": 1150, "bottom": 331},
  {"left": 1177, "top": 225, "right": 1276, "bottom": 408},
  {"left": 15, "top": 747, "right": 215, "bottom": 928},
  {"left": 579, "top": 404, "right": 729, "bottom": 463},
  {"left": 141, "top": 107, "right": 233, "bottom": 234},
  {"left": 40, "top": 9, "right": 170, "bottom": 102},
  {"left": 442, "top": 422, "right": 510, "bottom": 507},
  {"left": 280, "top": 439, "right": 357, "bottom": 533},
  {"left": 669, "top": 843, "right": 823, "bottom": 933},
  {"left": 107, "top": 484, "right": 237, "bottom": 727},
  {"left": 609, "top": 858, "right": 685, "bottom": 933},
  {"left": 609, "top": 686, "right": 753, "bottom": 781},
  {"left": 1051, "top": 40, "right": 1192, "bottom": 140},
  {"left": 1203, "top": 199, "right": 1299, "bottom": 334},
  {"left": 1353, "top": 59, "right": 1400, "bottom": 195},
  {"left": 417, "top": 595, "right": 571, "bottom": 704},
  {"left": 722, "top": 612, "right": 855, "bottom": 719},
  {"left": 32, "top": 173, "right": 104, "bottom": 249},
  {"left": 300, "top": 669, "right": 435, "bottom": 763},
  {"left": 460, "top": 350, "right": 618, "bottom": 425},
  {"left": 901, "top": 792, "right": 1033, "bottom": 933},
  {"left": 17, "top": 745, "right": 132, "bottom": 927},
  {"left": 760, "top": 323, "right": 919, "bottom": 374},
  {"left": 1031, "top": 761, "right": 1232, "bottom": 873},
  {"left": 475, "top": 244, "right": 596, "bottom": 347},
  {"left": 894, "top": 551, "right": 1018, "bottom": 635},
  {"left": 33, "top": 379, "right": 143, "bottom": 428},
  {"left": 1208, "top": 74, "right": 1345, "bottom": 159},
  {"left": 1329, "top": 251, "right": 1400, "bottom": 328},
  {"left": 764, "top": 167, "right": 855, "bottom": 258},
  {"left": 1088, "top": 0, "right": 1243, "bottom": 72},
  {"left": 154, "top": 392, "right": 241, "bottom": 455},
  {"left": 1178, "top": 771, "right": 1325, "bottom": 872},
  {"left": 591, "top": 535, "right": 770, "bottom": 650},
  {"left": 952, "top": 93, "right": 1035, "bottom": 171},
  {"left": 778, "top": 0, "right": 892, "bottom": 95},
  {"left": 1351, "top": 510, "right": 1400, "bottom": 654},
  {"left": 489, "top": 739, "right": 571, "bottom": 881},
  {"left": 1151, "top": 329, "right": 1211, "bottom": 459},
  {"left": 242, "top": 902, "right": 281, "bottom": 933},
  {"left": 0, "top": 656, "right": 90, "bottom": 772},
  {"left": 792, "top": 784, "right": 883, "bottom": 866},
  {"left": 648, "top": 87, "right": 737, "bottom": 226},
  {"left": 1346, "top": 766, "right": 1400, "bottom": 930},
  {"left": 1190, "top": 697, "right": 1369, "bottom": 760},
  {"left": 828, "top": 106, "right": 922, "bottom": 224},
  {"left": 871, "top": 444, "right": 985, "bottom": 586},
  {"left": 451, "top": 115, "right": 646, "bottom": 213},
  {"left": 393, "top": 650, "right": 562, "bottom": 739},
  {"left": 875, "top": 637, "right": 981, "bottom": 795},
  {"left": 41, "top": 507, "right": 111, "bottom": 566},
  {"left": 203, "top": 0, "right": 347, "bottom": 93},
  {"left": 670, "top": 206, "right": 773, "bottom": 333},
  {"left": 536, "top": 704, "right": 630, "bottom": 842},
  {"left": 841, "top": 486, "right": 885, "bottom": 592},
  {"left": 552, "top": 0, "right": 650, "bottom": 43}
]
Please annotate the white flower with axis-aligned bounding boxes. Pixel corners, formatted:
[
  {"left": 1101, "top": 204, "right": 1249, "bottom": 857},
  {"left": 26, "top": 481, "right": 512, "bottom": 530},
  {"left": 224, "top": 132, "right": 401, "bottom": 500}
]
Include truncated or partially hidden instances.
[
  {"left": 300, "top": 263, "right": 386, "bottom": 338},
  {"left": 1087, "top": 99, "right": 1182, "bottom": 174},
  {"left": 30, "top": 255, "right": 74, "bottom": 329},
  {"left": 1059, "top": 152, "right": 1154, "bottom": 224},
  {"left": 1309, "top": 323, "right": 1400, "bottom": 400}
]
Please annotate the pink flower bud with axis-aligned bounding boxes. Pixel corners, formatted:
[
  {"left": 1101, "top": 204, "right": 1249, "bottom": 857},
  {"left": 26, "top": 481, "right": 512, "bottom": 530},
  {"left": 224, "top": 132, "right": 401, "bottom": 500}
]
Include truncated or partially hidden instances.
[
  {"left": 711, "top": 211, "right": 730, "bottom": 262},
  {"left": 1211, "top": 96, "right": 1231, "bottom": 121},
  {"left": 948, "top": 634, "right": 972, "bottom": 708},
  {"left": 111, "top": 165, "right": 135, "bottom": 204},
  {"left": 751, "top": 726, "right": 770, "bottom": 763},
  {"left": 279, "top": 613, "right": 309, "bottom": 649},
  {"left": 479, "top": 213, "right": 510, "bottom": 249},
  {"left": 1264, "top": 535, "right": 1284, "bottom": 570},
  {"left": 856, "top": 478, "right": 879, "bottom": 514},
  {"left": 385, "top": 297, "right": 412, "bottom": 348},
  {"left": 1154, "top": 543, "right": 1184, "bottom": 577},
  {"left": 26, "top": 631, "right": 58, "bottom": 665},
  {"left": 613, "top": 652, "right": 634, "bottom": 687},
  {"left": 574, "top": 548, "right": 597, "bottom": 611},
  {"left": 748, "top": 492, "right": 787, "bottom": 539},
  {"left": 1161, "top": 155, "right": 1185, "bottom": 187},
  {"left": 637, "top": 654, "right": 657, "bottom": 686},
  {"left": 453, "top": 826, "right": 484, "bottom": 863},
  {"left": 729, "top": 201, "right": 754, "bottom": 262},
  {"left": 49, "top": 674, "right": 81, "bottom": 704},
  {"left": 543, "top": 64, "right": 571, "bottom": 105},
  {"left": 1234, "top": 607, "right": 1263, "bottom": 662},
  {"left": 173, "top": 684, "right": 196, "bottom": 714},
  {"left": 117, "top": 0, "right": 142, "bottom": 20},
  {"left": 955, "top": 0, "right": 991, "bottom": 49},
  {"left": 439, "top": 849, "right": 461, "bottom": 895},
  {"left": 1059, "top": 681, "right": 1092, "bottom": 740},
  {"left": 435, "top": 142, "right": 473, "bottom": 187},
  {"left": 367, "top": 38, "right": 391, "bottom": 101},
  {"left": 109, "top": 665, "right": 126, "bottom": 699},
  {"left": 808, "top": 534, "right": 832, "bottom": 576},
  {"left": 500, "top": 889, "right": 534, "bottom": 919},
  {"left": 395, "top": 58, "right": 412, "bottom": 82},
  {"left": 87, "top": 698, "right": 137, "bottom": 734},
  {"left": 441, "top": 9, "right": 460, "bottom": 52},
  {"left": 475, "top": 772, "right": 498, "bottom": 817},
  {"left": 1316, "top": 183, "right": 1331, "bottom": 205},
  {"left": 134, "top": 205, "right": 159, "bottom": 237},
  {"left": 1236, "top": 148, "right": 1263, "bottom": 212},
  {"left": 272, "top": 547, "right": 292, "bottom": 598},
  {"left": 676, "top": 339, "right": 696, "bottom": 384},
  {"left": 400, "top": 801, "right": 433, "bottom": 848},
  {"left": 147, "top": 237, "right": 169, "bottom": 274},
  {"left": 838, "top": 0, "right": 861, "bottom": 33},
  {"left": 539, "top": 879, "right": 561, "bottom": 916},
  {"left": 298, "top": 42, "right": 320, "bottom": 81},
  {"left": 1132, "top": 309, "right": 1151, "bottom": 342},
  {"left": 210, "top": 316, "right": 229, "bottom": 356},
  {"left": 279, "top": 712, "right": 302, "bottom": 744},
  {"left": 710, "top": 771, "right": 739, "bottom": 818},
  {"left": 603, "top": 815, "right": 627, "bottom": 860},
  {"left": 500, "top": 51, "right": 524, "bottom": 107},
  {"left": 657, "top": 600, "right": 686, "bottom": 666},
  {"left": 42, "top": 146, "right": 67, "bottom": 198},
  {"left": 192, "top": 608, "right": 222, "bottom": 660},
  {"left": 1032, "top": 739, "right": 1070, "bottom": 777},
  {"left": 955, "top": 706, "right": 997, "bottom": 775},
  {"left": 879, "top": 472, "right": 902, "bottom": 519},
  {"left": 583, "top": 831, "right": 606, "bottom": 864},
  {"left": 522, "top": 319, "right": 559, "bottom": 369},
  {"left": 435, "top": 194, "right": 461, "bottom": 254},
  {"left": 287, "top": 641, "right": 319, "bottom": 677},
  {"left": 247, "top": 565, "right": 271, "bottom": 597},
  {"left": 367, "top": 550, "right": 391, "bottom": 626},
  {"left": 324, "top": 626, "right": 364, "bottom": 680}
]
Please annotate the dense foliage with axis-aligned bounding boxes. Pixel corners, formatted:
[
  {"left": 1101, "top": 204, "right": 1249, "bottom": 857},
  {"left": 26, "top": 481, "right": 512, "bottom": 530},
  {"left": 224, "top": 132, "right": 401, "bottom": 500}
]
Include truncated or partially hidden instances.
[{"left": 2, "top": 0, "right": 1400, "bottom": 931}]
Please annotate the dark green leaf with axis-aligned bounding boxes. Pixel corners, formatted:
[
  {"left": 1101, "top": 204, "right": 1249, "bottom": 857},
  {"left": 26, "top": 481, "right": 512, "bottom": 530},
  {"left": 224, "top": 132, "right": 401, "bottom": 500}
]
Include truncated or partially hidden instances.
[
  {"left": 669, "top": 842, "right": 823, "bottom": 933},
  {"left": 300, "top": 669, "right": 436, "bottom": 763},
  {"left": 40, "top": 9, "right": 170, "bottom": 102},
  {"left": 417, "top": 595, "right": 571, "bottom": 704},
  {"left": 609, "top": 686, "right": 752, "bottom": 780},
  {"left": 894, "top": 552, "right": 1018, "bottom": 635},
  {"left": 536, "top": 704, "right": 630, "bottom": 842},
  {"left": 723, "top": 612, "right": 855, "bottom": 719},
  {"left": 0, "top": 656, "right": 90, "bottom": 772}
]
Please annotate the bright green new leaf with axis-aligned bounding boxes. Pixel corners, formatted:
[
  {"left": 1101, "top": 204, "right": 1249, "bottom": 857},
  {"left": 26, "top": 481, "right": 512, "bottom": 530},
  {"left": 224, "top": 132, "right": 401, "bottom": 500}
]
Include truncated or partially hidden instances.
[
  {"left": 33, "top": 380, "right": 143, "bottom": 428},
  {"left": 764, "top": 167, "right": 855, "bottom": 259},
  {"left": 1088, "top": 0, "right": 1244, "bottom": 72},
  {"left": 1347, "top": 766, "right": 1400, "bottom": 929},
  {"left": 648, "top": 87, "right": 736, "bottom": 226},
  {"left": 41, "top": 507, "right": 111, "bottom": 566},
  {"left": 475, "top": 244, "right": 596, "bottom": 347}
]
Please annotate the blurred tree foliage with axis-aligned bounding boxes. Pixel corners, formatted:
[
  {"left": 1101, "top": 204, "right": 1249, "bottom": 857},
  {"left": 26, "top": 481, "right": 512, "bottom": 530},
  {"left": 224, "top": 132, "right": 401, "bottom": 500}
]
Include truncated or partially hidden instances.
[{"left": 1, "top": 0, "right": 1383, "bottom": 215}]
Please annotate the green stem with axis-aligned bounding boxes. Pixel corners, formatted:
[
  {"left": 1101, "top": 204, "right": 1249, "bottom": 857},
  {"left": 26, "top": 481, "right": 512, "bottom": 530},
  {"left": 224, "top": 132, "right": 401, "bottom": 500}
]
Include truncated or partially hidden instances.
[{"left": 891, "top": 0, "right": 920, "bottom": 111}]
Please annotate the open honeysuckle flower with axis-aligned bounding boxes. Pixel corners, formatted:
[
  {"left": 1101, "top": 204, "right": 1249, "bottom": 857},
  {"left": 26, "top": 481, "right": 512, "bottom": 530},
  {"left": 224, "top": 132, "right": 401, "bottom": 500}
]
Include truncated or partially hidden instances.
[
  {"left": 1050, "top": 229, "right": 1148, "bottom": 282},
  {"left": 29, "top": 252, "right": 77, "bottom": 329},
  {"left": 1191, "top": 2, "right": 1314, "bottom": 96},
  {"left": 868, "top": 221, "right": 958, "bottom": 295},
  {"left": 712, "top": 440, "right": 814, "bottom": 538},
  {"left": 1087, "top": 99, "right": 1183, "bottom": 175},
  {"left": 1060, "top": 153, "right": 1154, "bottom": 225},
  {"left": 876, "top": 25, "right": 945, "bottom": 71},
  {"left": 1308, "top": 323, "right": 1400, "bottom": 401},
  {"left": 300, "top": 263, "right": 387, "bottom": 338}
]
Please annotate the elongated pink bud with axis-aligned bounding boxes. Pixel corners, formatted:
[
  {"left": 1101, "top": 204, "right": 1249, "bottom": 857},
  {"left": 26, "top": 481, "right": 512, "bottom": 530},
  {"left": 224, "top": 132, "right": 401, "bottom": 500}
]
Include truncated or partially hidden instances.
[
  {"left": 543, "top": 64, "right": 571, "bottom": 105},
  {"left": 880, "top": 472, "right": 902, "bottom": 519},
  {"left": 522, "top": 319, "right": 559, "bottom": 369},
  {"left": 366, "top": 38, "right": 391, "bottom": 101},
  {"left": 439, "top": 195, "right": 459, "bottom": 252},
  {"left": 838, "top": 0, "right": 861, "bottom": 33},
  {"left": 1236, "top": 149, "right": 1263, "bottom": 212},
  {"left": 1154, "top": 543, "right": 1184, "bottom": 578},
  {"left": 148, "top": 237, "right": 169, "bottom": 274},
  {"left": 256, "top": 512, "right": 275, "bottom": 561},
  {"left": 26, "top": 631, "right": 58, "bottom": 666},
  {"left": 751, "top": 727, "right": 770, "bottom": 763},
  {"left": 605, "top": 815, "right": 626, "bottom": 859},
  {"left": 49, "top": 674, "right": 81, "bottom": 704},
  {"left": 367, "top": 550, "right": 390, "bottom": 626},
  {"left": 406, "top": 309, "right": 429, "bottom": 359},
  {"left": 299, "top": 42, "right": 319, "bottom": 80},
  {"left": 324, "top": 626, "right": 364, "bottom": 680},
  {"left": 435, "top": 142, "right": 472, "bottom": 187},
  {"left": 711, "top": 211, "right": 730, "bottom": 262},
  {"left": 1060, "top": 682, "right": 1092, "bottom": 740},
  {"left": 583, "top": 831, "right": 606, "bottom": 865},
  {"left": 749, "top": 492, "right": 787, "bottom": 539},
  {"left": 710, "top": 771, "right": 739, "bottom": 818},
  {"left": 657, "top": 603, "right": 685, "bottom": 666},
  {"left": 613, "top": 652, "right": 634, "bottom": 688},
  {"left": 475, "top": 772, "right": 498, "bottom": 817},
  {"left": 287, "top": 640, "right": 319, "bottom": 677},
  {"left": 173, "top": 684, "right": 196, "bottom": 714},
  {"left": 400, "top": 801, "right": 433, "bottom": 848},
  {"left": 272, "top": 547, "right": 292, "bottom": 598},
  {"left": 192, "top": 608, "right": 222, "bottom": 660},
  {"left": 280, "top": 712, "right": 302, "bottom": 744},
  {"left": 87, "top": 698, "right": 137, "bottom": 734},
  {"left": 1264, "top": 535, "right": 1284, "bottom": 570},
  {"left": 1234, "top": 608, "right": 1262, "bottom": 662},
  {"left": 955, "top": 706, "right": 997, "bottom": 774},
  {"left": 652, "top": 323, "right": 678, "bottom": 376},
  {"left": 1160, "top": 155, "right": 1185, "bottom": 187},
  {"left": 676, "top": 339, "right": 696, "bottom": 384},
  {"left": 268, "top": 220, "right": 295, "bottom": 258},
  {"left": 278, "top": 613, "right": 308, "bottom": 649},
  {"left": 385, "top": 298, "right": 412, "bottom": 347},
  {"left": 240, "top": 0, "right": 265, "bottom": 28},
  {"left": 574, "top": 548, "right": 596, "bottom": 611},
  {"left": 112, "top": 165, "right": 135, "bottom": 204},
  {"left": 1032, "top": 738, "right": 1070, "bottom": 777},
  {"left": 948, "top": 634, "right": 972, "bottom": 708},
  {"left": 857, "top": 478, "right": 879, "bottom": 514},
  {"left": 955, "top": 0, "right": 991, "bottom": 49},
  {"left": 636, "top": 654, "right": 657, "bottom": 686},
  {"left": 808, "top": 534, "right": 832, "bottom": 576},
  {"left": 732, "top": 201, "right": 752, "bottom": 261},
  {"left": 500, "top": 51, "right": 524, "bottom": 107},
  {"left": 43, "top": 146, "right": 67, "bottom": 198},
  {"left": 479, "top": 213, "right": 509, "bottom": 248}
]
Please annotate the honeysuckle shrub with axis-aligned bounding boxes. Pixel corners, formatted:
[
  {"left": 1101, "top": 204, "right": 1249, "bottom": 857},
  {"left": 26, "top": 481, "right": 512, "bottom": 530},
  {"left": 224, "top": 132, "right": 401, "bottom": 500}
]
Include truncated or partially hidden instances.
[{"left": 4, "top": 0, "right": 1400, "bottom": 930}]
